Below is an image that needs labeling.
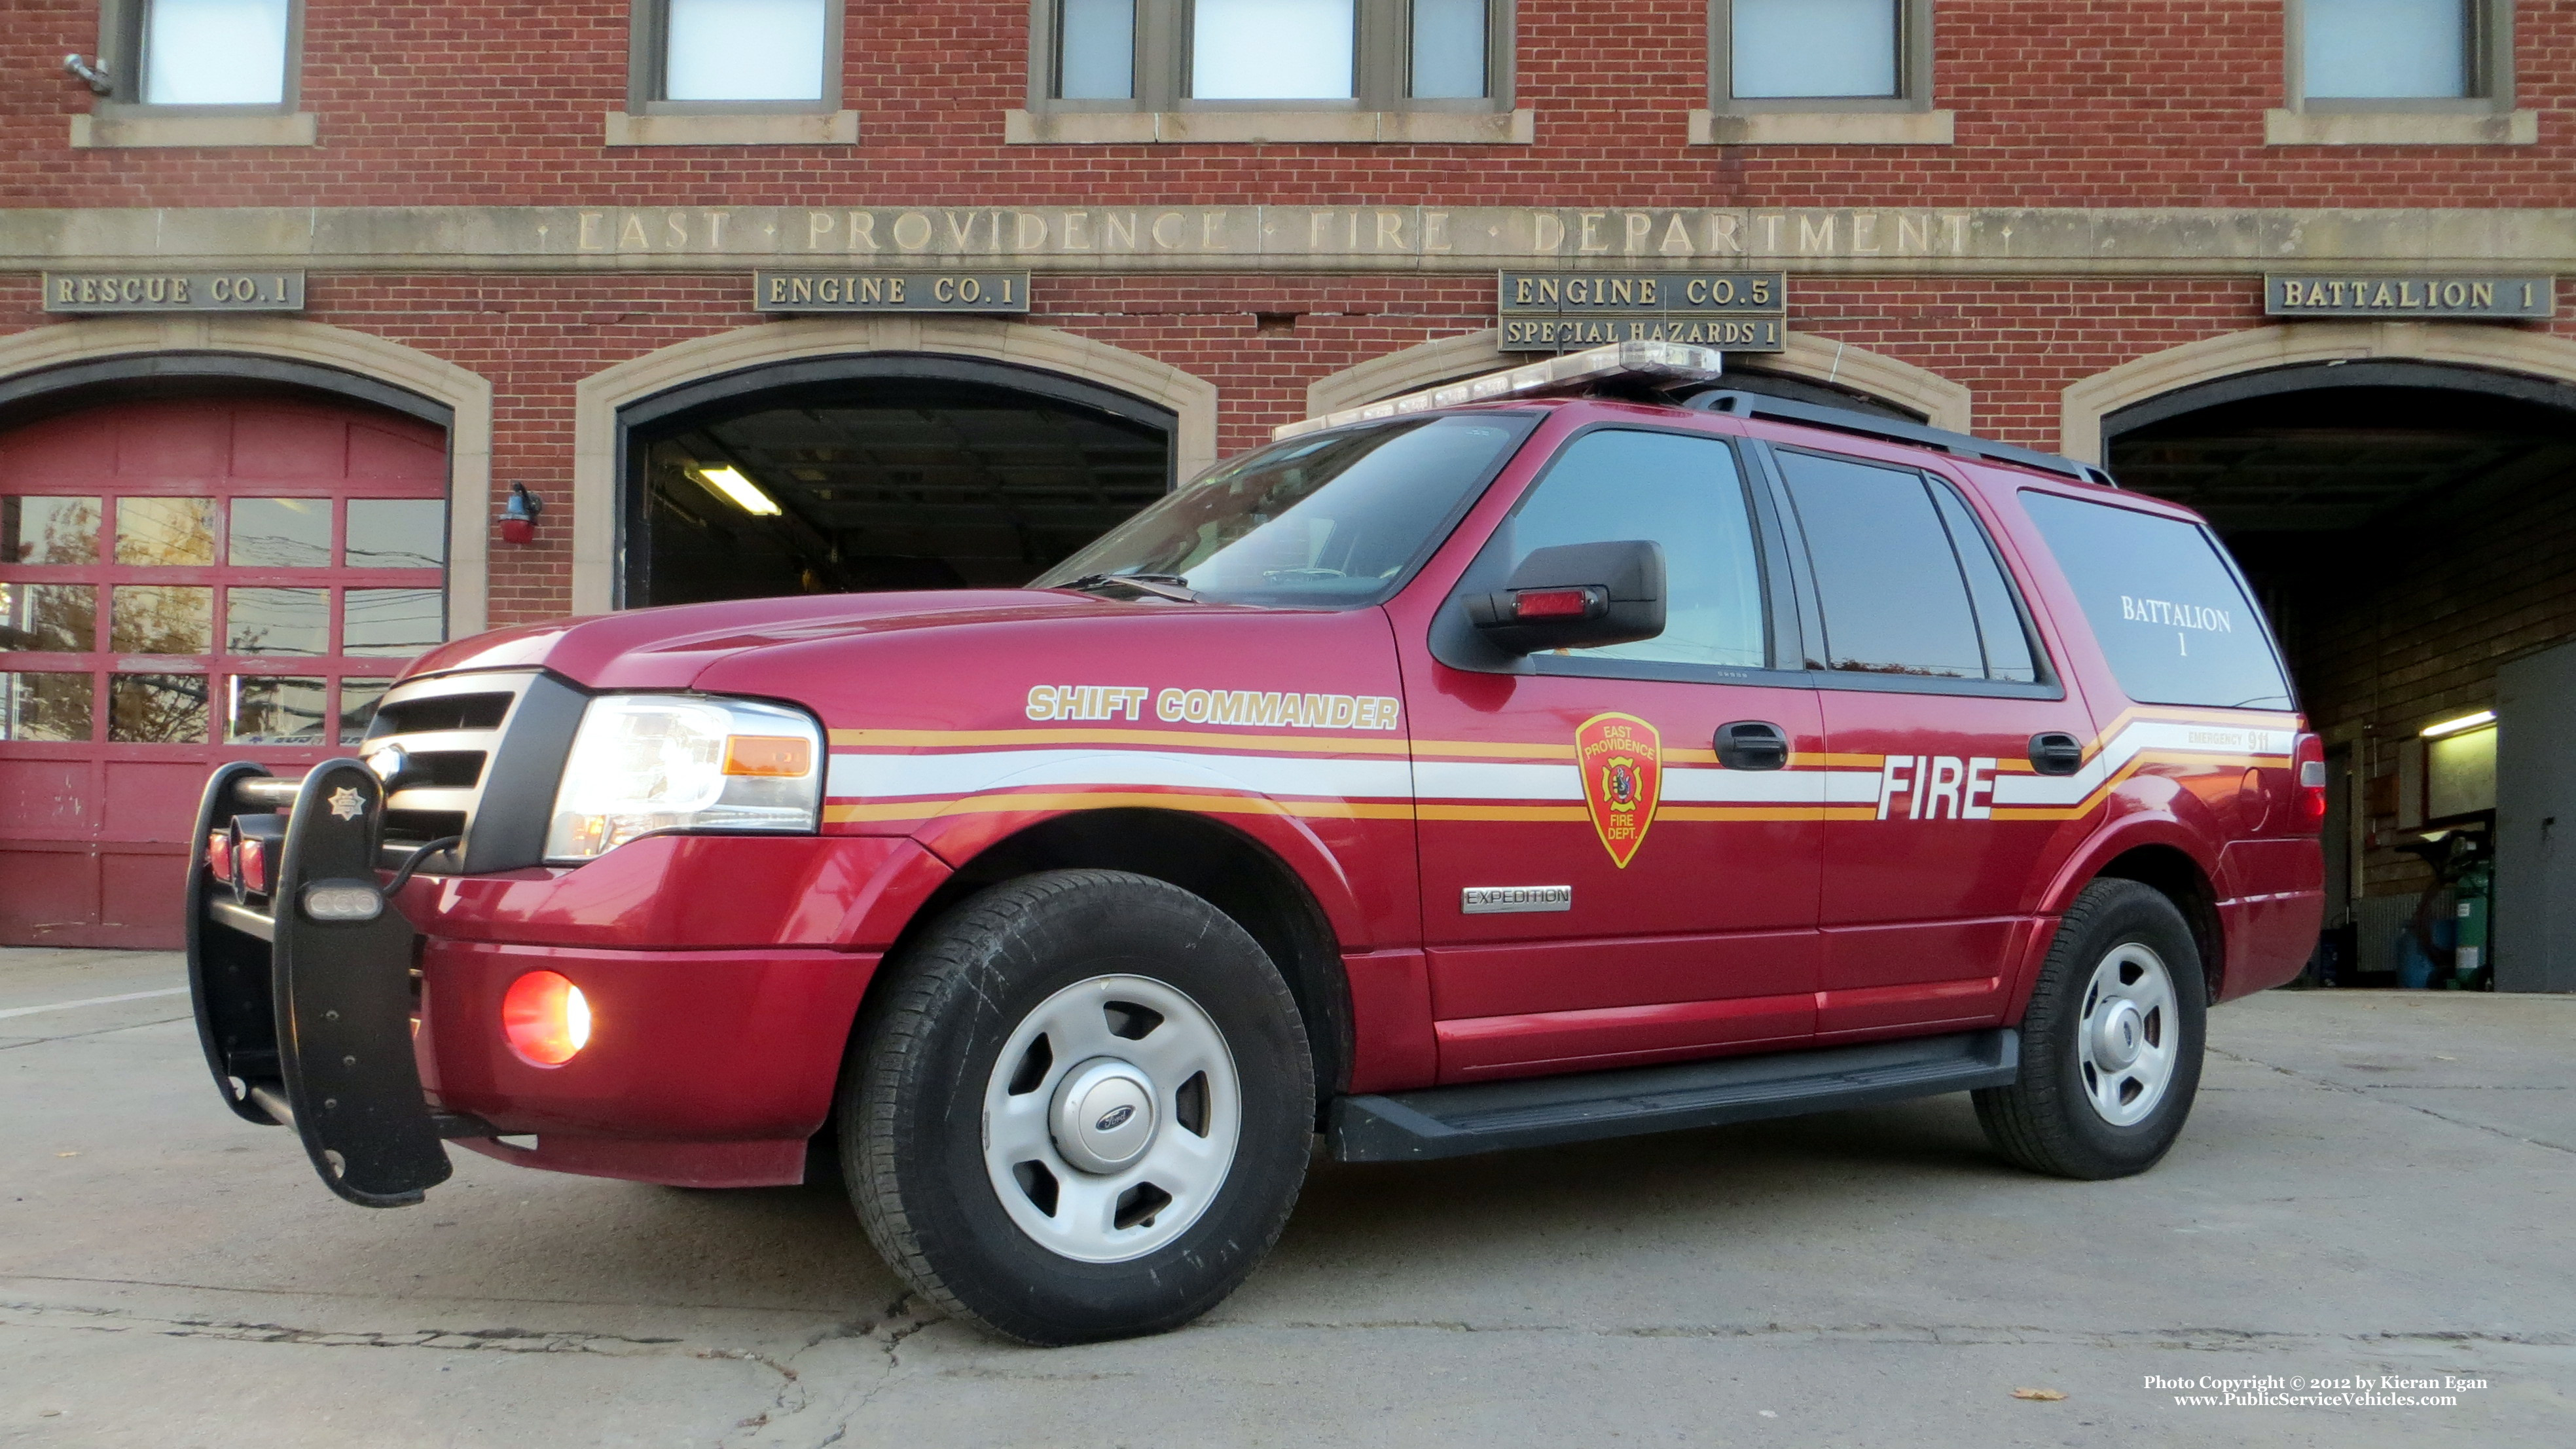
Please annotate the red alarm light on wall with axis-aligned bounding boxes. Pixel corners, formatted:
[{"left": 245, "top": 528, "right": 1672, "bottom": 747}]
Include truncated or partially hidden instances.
[{"left": 498, "top": 482, "right": 544, "bottom": 545}]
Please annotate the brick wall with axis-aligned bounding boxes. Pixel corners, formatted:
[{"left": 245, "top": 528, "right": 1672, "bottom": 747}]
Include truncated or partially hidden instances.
[
  {"left": 8, "top": 270, "right": 2571, "bottom": 621},
  {"left": 6, "top": 1, "right": 2575, "bottom": 209}
]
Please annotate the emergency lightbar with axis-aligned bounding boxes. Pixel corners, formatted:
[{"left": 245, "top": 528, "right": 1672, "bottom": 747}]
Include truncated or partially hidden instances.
[{"left": 1272, "top": 339, "right": 1725, "bottom": 441}]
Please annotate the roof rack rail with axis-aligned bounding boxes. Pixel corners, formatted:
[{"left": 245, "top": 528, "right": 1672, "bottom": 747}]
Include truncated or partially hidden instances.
[{"left": 1683, "top": 390, "right": 2118, "bottom": 488}]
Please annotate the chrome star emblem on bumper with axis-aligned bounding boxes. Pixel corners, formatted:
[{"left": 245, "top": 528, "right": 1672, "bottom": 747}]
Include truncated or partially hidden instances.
[{"left": 327, "top": 786, "right": 367, "bottom": 822}]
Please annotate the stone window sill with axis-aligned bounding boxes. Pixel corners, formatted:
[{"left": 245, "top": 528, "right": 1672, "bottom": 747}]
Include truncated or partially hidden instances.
[
  {"left": 1004, "top": 109, "right": 1534, "bottom": 145},
  {"left": 69, "top": 112, "right": 317, "bottom": 148},
  {"left": 1689, "top": 109, "right": 1955, "bottom": 145},
  {"left": 604, "top": 111, "right": 860, "bottom": 147},
  {"left": 2264, "top": 109, "right": 2535, "bottom": 145}
]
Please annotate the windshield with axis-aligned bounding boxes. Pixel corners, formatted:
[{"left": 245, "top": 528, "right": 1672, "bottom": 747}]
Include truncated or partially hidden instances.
[{"left": 1032, "top": 413, "right": 1537, "bottom": 608}]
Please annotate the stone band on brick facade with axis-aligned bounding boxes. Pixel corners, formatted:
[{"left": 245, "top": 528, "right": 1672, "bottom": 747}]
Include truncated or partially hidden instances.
[{"left": 9, "top": 206, "right": 2576, "bottom": 276}]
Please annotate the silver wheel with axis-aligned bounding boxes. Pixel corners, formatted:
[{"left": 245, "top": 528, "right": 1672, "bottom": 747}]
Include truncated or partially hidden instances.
[
  {"left": 2077, "top": 942, "right": 2178, "bottom": 1127},
  {"left": 981, "top": 974, "right": 1241, "bottom": 1264}
]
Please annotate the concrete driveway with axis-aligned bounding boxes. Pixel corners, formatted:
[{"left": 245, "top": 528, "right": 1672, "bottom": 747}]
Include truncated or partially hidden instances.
[{"left": 3, "top": 946, "right": 2568, "bottom": 1447}]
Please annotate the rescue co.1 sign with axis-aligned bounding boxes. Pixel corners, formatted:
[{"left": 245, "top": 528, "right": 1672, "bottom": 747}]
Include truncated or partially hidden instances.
[
  {"left": 1498, "top": 270, "right": 1787, "bottom": 352},
  {"left": 753, "top": 269, "right": 1032, "bottom": 313},
  {"left": 43, "top": 271, "right": 306, "bottom": 313}
]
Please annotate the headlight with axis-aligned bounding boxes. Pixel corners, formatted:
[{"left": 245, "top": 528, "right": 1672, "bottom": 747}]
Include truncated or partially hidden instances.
[{"left": 544, "top": 694, "right": 822, "bottom": 863}]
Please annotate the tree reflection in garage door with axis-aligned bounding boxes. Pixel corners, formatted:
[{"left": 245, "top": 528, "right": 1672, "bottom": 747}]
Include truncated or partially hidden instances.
[
  {"left": 0, "top": 671, "right": 92, "bottom": 741},
  {"left": 109, "top": 672, "right": 209, "bottom": 743}
]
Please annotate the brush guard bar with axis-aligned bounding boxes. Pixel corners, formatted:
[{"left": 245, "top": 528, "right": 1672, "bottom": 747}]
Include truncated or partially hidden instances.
[{"left": 186, "top": 759, "right": 456, "bottom": 1207}]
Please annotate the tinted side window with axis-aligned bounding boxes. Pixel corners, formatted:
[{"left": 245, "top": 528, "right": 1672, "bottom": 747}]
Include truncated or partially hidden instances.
[
  {"left": 1776, "top": 450, "right": 1987, "bottom": 679},
  {"left": 2020, "top": 491, "right": 2292, "bottom": 710},
  {"left": 1506, "top": 430, "right": 1766, "bottom": 668},
  {"left": 1929, "top": 483, "right": 2041, "bottom": 684}
]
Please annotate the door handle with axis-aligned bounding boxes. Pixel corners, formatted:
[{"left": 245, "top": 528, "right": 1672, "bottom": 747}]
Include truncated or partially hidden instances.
[
  {"left": 1715, "top": 721, "right": 1790, "bottom": 771},
  {"left": 2029, "top": 731, "right": 2086, "bottom": 776}
]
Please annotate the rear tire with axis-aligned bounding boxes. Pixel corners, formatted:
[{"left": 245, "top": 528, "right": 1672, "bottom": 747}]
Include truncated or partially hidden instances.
[
  {"left": 1975, "top": 878, "right": 2207, "bottom": 1181},
  {"left": 841, "top": 870, "right": 1314, "bottom": 1345}
]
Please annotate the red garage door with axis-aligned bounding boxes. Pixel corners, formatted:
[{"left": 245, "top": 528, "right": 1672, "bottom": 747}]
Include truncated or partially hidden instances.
[{"left": 0, "top": 394, "right": 450, "bottom": 948}]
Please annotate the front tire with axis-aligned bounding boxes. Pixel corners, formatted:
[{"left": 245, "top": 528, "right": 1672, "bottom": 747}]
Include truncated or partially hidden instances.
[
  {"left": 1975, "top": 878, "right": 2207, "bottom": 1181},
  {"left": 842, "top": 870, "right": 1314, "bottom": 1344}
]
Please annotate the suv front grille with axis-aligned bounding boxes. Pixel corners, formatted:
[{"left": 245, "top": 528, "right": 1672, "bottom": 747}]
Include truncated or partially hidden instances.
[{"left": 361, "top": 670, "right": 588, "bottom": 875}]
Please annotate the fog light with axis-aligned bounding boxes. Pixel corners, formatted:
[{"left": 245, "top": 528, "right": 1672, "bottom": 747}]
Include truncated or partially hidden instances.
[
  {"left": 238, "top": 836, "right": 269, "bottom": 896},
  {"left": 501, "top": 970, "right": 592, "bottom": 1067},
  {"left": 205, "top": 830, "right": 234, "bottom": 885},
  {"left": 300, "top": 880, "right": 385, "bottom": 923}
]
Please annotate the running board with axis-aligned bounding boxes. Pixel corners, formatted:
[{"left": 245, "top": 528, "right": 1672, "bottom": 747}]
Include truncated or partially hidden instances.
[{"left": 1329, "top": 1029, "right": 2020, "bottom": 1163}]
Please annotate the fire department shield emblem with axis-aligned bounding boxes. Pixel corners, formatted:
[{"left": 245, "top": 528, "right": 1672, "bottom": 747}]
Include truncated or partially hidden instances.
[{"left": 1575, "top": 712, "right": 1663, "bottom": 869}]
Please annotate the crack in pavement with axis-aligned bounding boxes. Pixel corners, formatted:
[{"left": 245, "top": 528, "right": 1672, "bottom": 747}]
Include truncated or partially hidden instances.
[
  {"left": 0, "top": 1297, "right": 693, "bottom": 1356},
  {"left": 2208, "top": 1046, "right": 2576, "bottom": 1157},
  {"left": 0, "top": 1292, "right": 928, "bottom": 1448},
  {"left": 719, "top": 1294, "right": 943, "bottom": 1449},
  {"left": 0, "top": 1271, "right": 856, "bottom": 1320},
  {"left": 696, "top": 1309, "right": 2570, "bottom": 1448}
]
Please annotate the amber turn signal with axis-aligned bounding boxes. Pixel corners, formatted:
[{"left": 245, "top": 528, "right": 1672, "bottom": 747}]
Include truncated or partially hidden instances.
[{"left": 723, "top": 734, "right": 814, "bottom": 777}]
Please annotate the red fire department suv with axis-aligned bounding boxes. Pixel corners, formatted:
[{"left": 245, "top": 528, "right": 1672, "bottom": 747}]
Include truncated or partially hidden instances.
[{"left": 185, "top": 342, "right": 2325, "bottom": 1345}]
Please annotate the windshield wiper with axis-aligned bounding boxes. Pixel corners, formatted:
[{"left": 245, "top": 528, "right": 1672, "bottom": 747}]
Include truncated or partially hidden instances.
[{"left": 1055, "top": 572, "right": 1201, "bottom": 603}]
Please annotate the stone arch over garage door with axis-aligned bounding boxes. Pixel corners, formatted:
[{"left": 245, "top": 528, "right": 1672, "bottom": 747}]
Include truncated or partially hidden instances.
[
  {"left": 2058, "top": 321, "right": 2576, "bottom": 464},
  {"left": 0, "top": 318, "right": 494, "bottom": 634},
  {"left": 572, "top": 319, "right": 1220, "bottom": 614},
  {"left": 1305, "top": 330, "right": 1975, "bottom": 431}
]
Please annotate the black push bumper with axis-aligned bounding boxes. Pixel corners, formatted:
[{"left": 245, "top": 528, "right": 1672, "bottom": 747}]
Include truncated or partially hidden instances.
[{"left": 186, "top": 759, "right": 456, "bottom": 1207}]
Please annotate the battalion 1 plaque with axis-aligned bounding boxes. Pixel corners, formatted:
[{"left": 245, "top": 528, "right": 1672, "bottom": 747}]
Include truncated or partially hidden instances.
[
  {"left": 43, "top": 270, "right": 305, "bottom": 314},
  {"left": 753, "top": 270, "right": 1031, "bottom": 314},
  {"left": 2265, "top": 274, "right": 2554, "bottom": 321},
  {"left": 1498, "top": 270, "right": 1788, "bottom": 352}
]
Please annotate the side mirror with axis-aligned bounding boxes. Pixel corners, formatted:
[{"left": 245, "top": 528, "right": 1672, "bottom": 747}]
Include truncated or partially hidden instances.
[{"left": 1464, "top": 540, "right": 1667, "bottom": 655}]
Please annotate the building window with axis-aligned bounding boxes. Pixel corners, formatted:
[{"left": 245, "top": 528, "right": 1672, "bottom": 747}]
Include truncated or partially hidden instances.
[
  {"left": 1732, "top": 0, "right": 1896, "bottom": 100},
  {"left": 1036, "top": 0, "right": 1509, "bottom": 110},
  {"left": 2295, "top": 0, "right": 2505, "bottom": 104},
  {"left": 1193, "top": 0, "right": 1355, "bottom": 100},
  {"left": 98, "top": 0, "right": 301, "bottom": 111},
  {"left": 2270, "top": 0, "right": 2523, "bottom": 143},
  {"left": 631, "top": 0, "right": 840, "bottom": 111},
  {"left": 1714, "top": 0, "right": 1927, "bottom": 109},
  {"left": 1057, "top": 0, "right": 1138, "bottom": 99},
  {"left": 1410, "top": 0, "right": 1489, "bottom": 99}
]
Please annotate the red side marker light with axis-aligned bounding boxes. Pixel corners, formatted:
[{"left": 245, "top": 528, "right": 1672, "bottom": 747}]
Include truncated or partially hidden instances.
[
  {"left": 501, "top": 970, "right": 592, "bottom": 1067},
  {"left": 1512, "top": 587, "right": 1595, "bottom": 620},
  {"left": 237, "top": 836, "right": 268, "bottom": 896},
  {"left": 205, "top": 831, "right": 234, "bottom": 885}
]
